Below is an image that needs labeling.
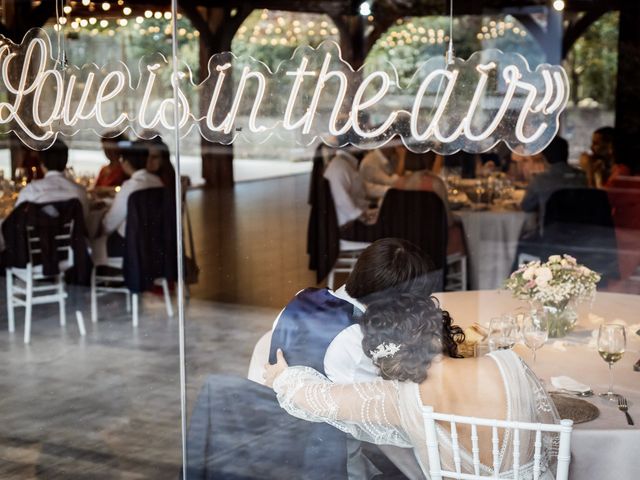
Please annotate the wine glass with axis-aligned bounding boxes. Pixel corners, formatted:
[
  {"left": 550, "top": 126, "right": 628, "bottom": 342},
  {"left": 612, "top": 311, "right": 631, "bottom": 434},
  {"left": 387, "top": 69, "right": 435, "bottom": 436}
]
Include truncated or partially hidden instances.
[
  {"left": 14, "top": 167, "right": 27, "bottom": 187},
  {"left": 522, "top": 309, "right": 548, "bottom": 365},
  {"left": 597, "top": 324, "right": 626, "bottom": 401},
  {"left": 488, "top": 315, "right": 519, "bottom": 351}
]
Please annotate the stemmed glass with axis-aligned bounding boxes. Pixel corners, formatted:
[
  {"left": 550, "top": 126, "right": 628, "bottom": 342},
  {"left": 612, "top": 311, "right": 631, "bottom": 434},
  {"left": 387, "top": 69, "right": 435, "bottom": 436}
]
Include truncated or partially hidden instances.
[
  {"left": 14, "top": 167, "right": 27, "bottom": 187},
  {"left": 488, "top": 315, "right": 520, "bottom": 351},
  {"left": 522, "top": 309, "right": 549, "bottom": 365},
  {"left": 597, "top": 324, "right": 626, "bottom": 401}
]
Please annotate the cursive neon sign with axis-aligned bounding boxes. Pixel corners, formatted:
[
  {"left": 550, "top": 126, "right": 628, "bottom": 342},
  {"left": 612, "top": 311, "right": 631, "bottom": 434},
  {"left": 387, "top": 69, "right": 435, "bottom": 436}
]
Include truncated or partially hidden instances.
[{"left": 0, "top": 29, "right": 569, "bottom": 153}]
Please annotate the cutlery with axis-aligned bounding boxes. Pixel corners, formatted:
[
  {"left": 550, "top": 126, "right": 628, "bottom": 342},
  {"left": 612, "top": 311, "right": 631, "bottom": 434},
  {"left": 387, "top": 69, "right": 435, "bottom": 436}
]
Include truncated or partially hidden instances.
[
  {"left": 617, "top": 396, "right": 634, "bottom": 426},
  {"left": 550, "top": 388, "right": 594, "bottom": 397}
]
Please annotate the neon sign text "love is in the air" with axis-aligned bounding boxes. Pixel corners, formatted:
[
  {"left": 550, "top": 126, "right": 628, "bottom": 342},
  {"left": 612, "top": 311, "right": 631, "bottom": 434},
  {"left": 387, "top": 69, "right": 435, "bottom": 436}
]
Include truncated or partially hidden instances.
[{"left": 0, "top": 29, "right": 569, "bottom": 153}]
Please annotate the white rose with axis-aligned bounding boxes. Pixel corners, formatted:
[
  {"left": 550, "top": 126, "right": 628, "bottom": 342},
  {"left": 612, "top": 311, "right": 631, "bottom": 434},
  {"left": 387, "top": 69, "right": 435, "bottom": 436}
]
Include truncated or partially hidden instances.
[
  {"left": 560, "top": 259, "right": 568, "bottom": 267},
  {"left": 549, "top": 255, "right": 561, "bottom": 263},
  {"left": 522, "top": 267, "right": 535, "bottom": 280},
  {"left": 563, "top": 254, "right": 577, "bottom": 264},
  {"left": 580, "top": 266, "right": 592, "bottom": 275},
  {"left": 534, "top": 266, "right": 553, "bottom": 286}
]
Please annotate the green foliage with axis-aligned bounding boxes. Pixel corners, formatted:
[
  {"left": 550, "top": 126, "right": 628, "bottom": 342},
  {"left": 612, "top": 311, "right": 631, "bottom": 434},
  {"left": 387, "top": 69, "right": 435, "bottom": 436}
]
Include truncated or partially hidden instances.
[
  {"left": 231, "top": 10, "right": 339, "bottom": 71},
  {"left": 566, "top": 12, "right": 619, "bottom": 109},
  {"left": 366, "top": 15, "right": 544, "bottom": 87}
]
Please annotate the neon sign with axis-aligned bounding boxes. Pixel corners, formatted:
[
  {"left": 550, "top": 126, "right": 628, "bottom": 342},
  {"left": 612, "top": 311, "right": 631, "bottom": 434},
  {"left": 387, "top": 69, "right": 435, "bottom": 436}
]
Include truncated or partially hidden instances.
[{"left": 0, "top": 29, "right": 569, "bottom": 153}]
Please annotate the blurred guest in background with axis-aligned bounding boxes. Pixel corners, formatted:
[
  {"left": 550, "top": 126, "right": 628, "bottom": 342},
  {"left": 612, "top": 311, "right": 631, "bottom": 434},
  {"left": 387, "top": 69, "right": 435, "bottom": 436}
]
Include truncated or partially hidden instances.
[
  {"left": 442, "top": 151, "right": 476, "bottom": 178},
  {"left": 508, "top": 149, "right": 546, "bottom": 184},
  {"left": 145, "top": 137, "right": 176, "bottom": 188},
  {"left": 359, "top": 143, "right": 404, "bottom": 201},
  {"left": 95, "top": 131, "right": 128, "bottom": 188},
  {"left": 395, "top": 150, "right": 449, "bottom": 213},
  {"left": 324, "top": 149, "right": 377, "bottom": 230},
  {"left": 16, "top": 145, "right": 44, "bottom": 183},
  {"left": 580, "top": 126, "right": 617, "bottom": 188},
  {"left": 521, "top": 136, "right": 586, "bottom": 218},
  {"left": 15, "top": 139, "right": 88, "bottom": 220},
  {"left": 101, "top": 141, "right": 163, "bottom": 257}
]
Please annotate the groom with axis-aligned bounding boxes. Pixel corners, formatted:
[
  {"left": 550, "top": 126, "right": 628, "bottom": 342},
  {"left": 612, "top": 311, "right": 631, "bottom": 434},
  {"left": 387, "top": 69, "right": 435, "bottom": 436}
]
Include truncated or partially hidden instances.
[
  {"left": 268, "top": 237, "right": 438, "bottom": 384},
  {"left": 186, "top": 238, "right": 438, "bottom": 480}
]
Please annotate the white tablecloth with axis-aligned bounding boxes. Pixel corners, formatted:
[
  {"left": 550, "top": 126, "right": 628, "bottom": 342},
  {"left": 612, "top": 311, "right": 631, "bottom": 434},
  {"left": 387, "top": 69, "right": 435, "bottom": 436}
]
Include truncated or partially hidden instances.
[
  {"left": 249, "top": 290, "right": 640, "bottom": 479},
  {"left": 456, "top": 209, "right": 536, "bottom": 290},
  {"left": 433, "top": 290, "right": 640, "bottom": 480}
]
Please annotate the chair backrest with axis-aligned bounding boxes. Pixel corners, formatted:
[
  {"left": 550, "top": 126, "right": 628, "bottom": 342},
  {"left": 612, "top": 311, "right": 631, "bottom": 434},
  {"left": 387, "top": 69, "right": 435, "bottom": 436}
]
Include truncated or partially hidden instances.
[
  {"left": 544, "top": 188, "right": 614, "bottom": 228},
  {"left": 26, "top": 219, "right": 74, "bottom": 270},
  {"left": 422, "top": 406, "right": 573, "bottom": 480},
  {"left": 307, "top": 168, "right": 341, "bottom": 283},
  {"left": 377, "top": 189, "right": 448, "bottom": 274},
  {"left": 605, "top": 187, "right": 640, "bottom": 230},
  {"left": 607, "top": 175, "right": 640, "bottom": 190},
  {"left": 123, "top": 187, "right": 177, "bottom": 293},
  {"left": 3, "top": 199, "right": 86, "bottom": 277}
]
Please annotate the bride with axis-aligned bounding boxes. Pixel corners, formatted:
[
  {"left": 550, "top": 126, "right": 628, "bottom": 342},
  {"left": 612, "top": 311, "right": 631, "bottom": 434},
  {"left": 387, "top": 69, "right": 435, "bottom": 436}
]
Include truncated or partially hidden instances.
[{"left": 264, "top": 294, "right": 560, "bottom": 479}]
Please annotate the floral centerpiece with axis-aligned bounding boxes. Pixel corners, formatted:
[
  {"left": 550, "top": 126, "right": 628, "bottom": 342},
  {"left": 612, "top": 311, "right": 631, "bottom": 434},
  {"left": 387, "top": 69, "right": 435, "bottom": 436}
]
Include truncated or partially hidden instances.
[{"left": 505, "top": 255, "right": 601, "bottom": 337}]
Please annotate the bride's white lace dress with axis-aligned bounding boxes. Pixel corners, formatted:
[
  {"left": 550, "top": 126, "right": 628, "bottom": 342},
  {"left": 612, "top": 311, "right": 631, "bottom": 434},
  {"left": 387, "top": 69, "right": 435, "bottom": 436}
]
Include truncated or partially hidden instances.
[{"left": 273, "top": 349, "right": 559, "bottom": 479}]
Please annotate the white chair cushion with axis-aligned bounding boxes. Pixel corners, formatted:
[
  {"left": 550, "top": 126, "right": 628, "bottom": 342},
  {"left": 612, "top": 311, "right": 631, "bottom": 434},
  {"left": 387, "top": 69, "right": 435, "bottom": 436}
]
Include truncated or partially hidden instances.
[
  {"left": 339, "top": 239, "right": 371, "bottom": 252},
  {"left": 10, "top": 260, "right": 73, "bottom": 281}
]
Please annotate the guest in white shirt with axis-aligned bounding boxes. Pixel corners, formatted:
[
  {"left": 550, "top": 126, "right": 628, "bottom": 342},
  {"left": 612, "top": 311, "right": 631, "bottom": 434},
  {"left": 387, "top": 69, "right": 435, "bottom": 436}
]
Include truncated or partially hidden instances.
[
  {"left": 15, "top": 139, "right": 89, "bottom": 221},
  {"left": 323, "top": 150, "right": 376, "bottom": 228},
  {"left": 101, "top": 140, "right": 163, "bottom": 256},
  {"left": 359, "top": 146, "right": 402, "bottom": 201}
]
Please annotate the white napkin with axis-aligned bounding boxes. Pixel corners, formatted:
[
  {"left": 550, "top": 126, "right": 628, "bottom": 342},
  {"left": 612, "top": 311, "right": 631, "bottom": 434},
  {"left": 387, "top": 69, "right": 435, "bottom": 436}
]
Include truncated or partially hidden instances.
[{"left": 550, "top": 376, "right": 591, "bottom": 393}]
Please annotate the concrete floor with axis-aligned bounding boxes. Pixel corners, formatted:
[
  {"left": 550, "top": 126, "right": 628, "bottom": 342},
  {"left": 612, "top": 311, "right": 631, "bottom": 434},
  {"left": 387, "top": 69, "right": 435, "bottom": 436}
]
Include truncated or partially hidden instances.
[
  {"left": 0, "top": 290, "right": 279, "bottom": 479},
  {"left": 0, "top": 174, "right": 311, "bottom": 479}
]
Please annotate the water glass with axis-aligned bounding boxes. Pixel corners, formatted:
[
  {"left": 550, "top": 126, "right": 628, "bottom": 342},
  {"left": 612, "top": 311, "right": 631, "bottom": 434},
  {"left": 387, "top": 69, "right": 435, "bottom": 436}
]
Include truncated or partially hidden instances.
[
  {"left": 488, "top": 315, "right": 520, "bottom": 351},
  {"left": 522, "top": 309, "right": 548, "bottom": 364}
]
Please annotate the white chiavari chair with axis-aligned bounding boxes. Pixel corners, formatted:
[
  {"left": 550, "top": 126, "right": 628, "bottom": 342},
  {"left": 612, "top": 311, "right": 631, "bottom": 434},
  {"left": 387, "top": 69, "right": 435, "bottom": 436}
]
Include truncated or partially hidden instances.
[
  {"left": 422, "top": 406, "right": 573, "bottom": 480},
  {"left": 6, "top": 220, "right": 82, "bottom": 344}
]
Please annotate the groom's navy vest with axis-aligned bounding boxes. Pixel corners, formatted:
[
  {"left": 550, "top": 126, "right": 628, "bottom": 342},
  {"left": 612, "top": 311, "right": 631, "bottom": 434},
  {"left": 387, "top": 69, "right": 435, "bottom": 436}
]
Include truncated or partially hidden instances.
[{"left": 269, "top": 288, "right": 358, "bottom": 375}]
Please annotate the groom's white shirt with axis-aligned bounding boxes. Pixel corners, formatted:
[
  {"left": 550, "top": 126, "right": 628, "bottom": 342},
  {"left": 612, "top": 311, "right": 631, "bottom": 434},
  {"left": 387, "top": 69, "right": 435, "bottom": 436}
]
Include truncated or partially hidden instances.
[{"left": 271, "top": 285, "right": 377, "bottom": 384}]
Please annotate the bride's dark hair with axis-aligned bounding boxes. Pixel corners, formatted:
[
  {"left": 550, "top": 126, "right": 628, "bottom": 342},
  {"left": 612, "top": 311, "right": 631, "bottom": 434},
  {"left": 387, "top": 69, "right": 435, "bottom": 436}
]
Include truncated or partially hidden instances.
[{"left": 361, "top": 294, "right": 464, "bottom": 383}]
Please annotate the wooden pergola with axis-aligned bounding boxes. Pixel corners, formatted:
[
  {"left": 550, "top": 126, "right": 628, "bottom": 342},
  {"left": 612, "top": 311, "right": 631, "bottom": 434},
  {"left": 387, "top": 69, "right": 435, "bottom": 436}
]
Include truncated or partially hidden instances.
[{"left": 1, "top": 0, "right": 638, "bottom": 187}]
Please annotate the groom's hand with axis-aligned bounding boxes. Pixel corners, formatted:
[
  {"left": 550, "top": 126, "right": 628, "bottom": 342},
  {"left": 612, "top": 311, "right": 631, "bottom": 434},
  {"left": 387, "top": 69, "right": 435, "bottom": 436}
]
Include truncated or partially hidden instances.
[{"left": 264, "top": 349, "right": 288, "bottom": 388}]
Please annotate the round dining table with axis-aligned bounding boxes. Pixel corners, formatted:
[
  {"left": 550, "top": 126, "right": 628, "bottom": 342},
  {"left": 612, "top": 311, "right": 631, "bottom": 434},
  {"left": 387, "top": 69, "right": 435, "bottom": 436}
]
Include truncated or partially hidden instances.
[{"left": 248, "top": 289, "right": 640, "bottom": 479}]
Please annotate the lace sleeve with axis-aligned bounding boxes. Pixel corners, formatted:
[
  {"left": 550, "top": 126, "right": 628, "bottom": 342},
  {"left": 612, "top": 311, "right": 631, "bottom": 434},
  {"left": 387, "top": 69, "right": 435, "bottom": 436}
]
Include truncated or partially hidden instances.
[{"left": 273, "top": 366, "right": 412, "bottom": 448}]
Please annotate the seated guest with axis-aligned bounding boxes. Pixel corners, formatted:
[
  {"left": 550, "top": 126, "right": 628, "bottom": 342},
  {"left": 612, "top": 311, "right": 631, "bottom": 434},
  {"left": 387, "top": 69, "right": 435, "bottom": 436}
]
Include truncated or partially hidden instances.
[
  {"left": 394, "top": 150, "right": 466, "bottom": 256},
  {"left": 145, "top": 137, "right": 176, "bottom": 188},
  {"left": 323, "top": 149, "right": 377, "bottom": 230},
  {"left": 521, "top": 135, "right": 586, "bottom": 219},
  {"left": 359, "top": 144, "right": 403, "bottom": 201},
  {"left": 442, "top": 151, "right": 477, "bottom": 178},
  {"left": 395, "top": 150, "right": 450, "bottom": 216},
  {"left": 95, "top": 131, "right": 127, "bottom": 187},
  {"left": 15, "top": 138, "right": 88, "bottom": 220},
  {"left": 16, "top": 144, "right": 44, "bottom": 183},
  {"left": 265, "top": 295, "right": 559, "bottom": 479},
  {"left": 508, "top": 149, "right": 546, "bottom": 183},
  {"left": 101, "top": 141, "right": 163, "bottom": 257},
  {"left": 580, "top": 126, "right": 616, "bottom": 188}
]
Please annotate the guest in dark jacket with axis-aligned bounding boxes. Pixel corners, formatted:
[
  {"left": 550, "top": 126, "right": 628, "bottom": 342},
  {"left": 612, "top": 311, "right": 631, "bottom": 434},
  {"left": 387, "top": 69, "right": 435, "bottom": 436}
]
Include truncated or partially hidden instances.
[
  {"left": 521, "top": 136, "right": 587, "bottom": 220},
  {"left": 101, "top": 141, "right": 163, "bottom": 257}
]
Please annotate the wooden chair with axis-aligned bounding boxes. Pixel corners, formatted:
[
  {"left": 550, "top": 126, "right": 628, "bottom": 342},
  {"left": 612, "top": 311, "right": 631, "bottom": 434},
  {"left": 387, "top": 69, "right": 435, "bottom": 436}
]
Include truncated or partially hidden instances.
[{"left": 422, "top": 406, "right": 573, "bottom": 480}]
